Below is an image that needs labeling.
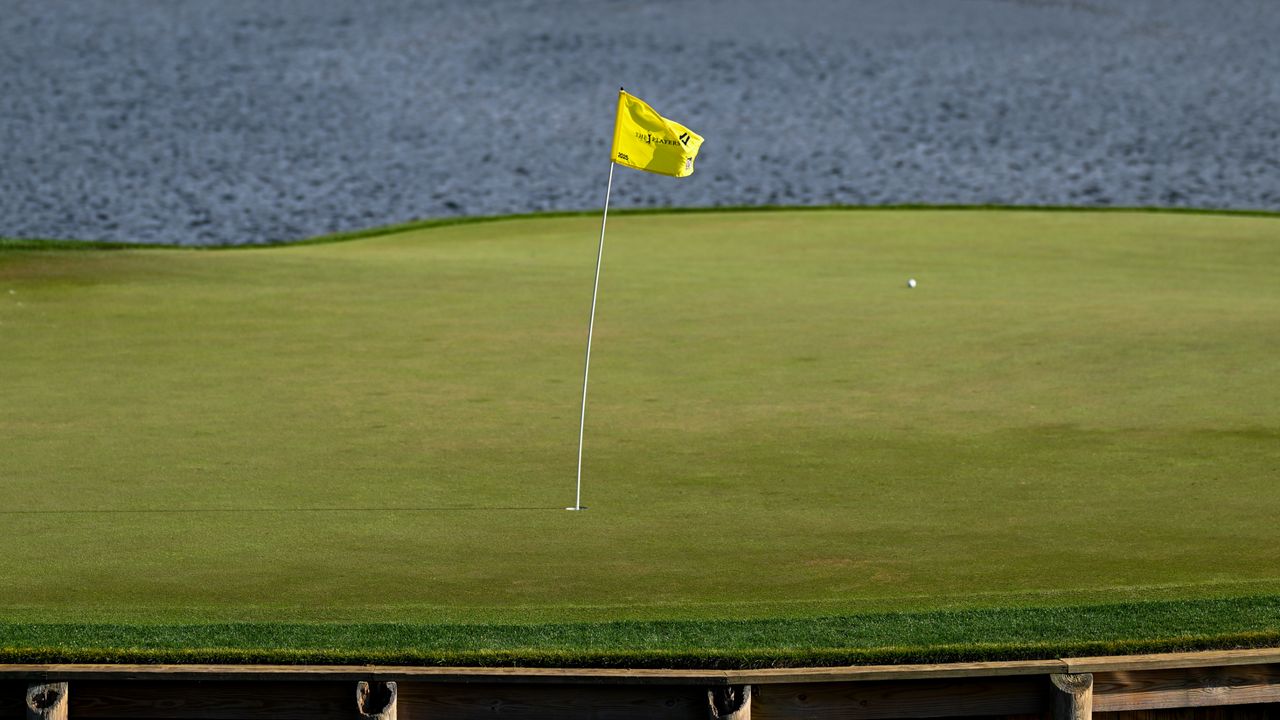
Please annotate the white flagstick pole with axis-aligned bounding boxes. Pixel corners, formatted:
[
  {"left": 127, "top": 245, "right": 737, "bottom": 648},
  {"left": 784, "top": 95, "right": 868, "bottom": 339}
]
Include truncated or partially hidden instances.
[{"left": 569, "top": 160, "right": 616, "bottom": 511}]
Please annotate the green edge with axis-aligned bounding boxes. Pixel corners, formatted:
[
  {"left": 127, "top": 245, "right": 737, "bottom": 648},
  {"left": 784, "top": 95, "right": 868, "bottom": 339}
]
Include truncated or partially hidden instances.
[
  {"left": 2, "top": 596, "right": 1279, "bottom": 667},
  {"left": 4, "top": 203, "right": 1280, "bottom": 251}
]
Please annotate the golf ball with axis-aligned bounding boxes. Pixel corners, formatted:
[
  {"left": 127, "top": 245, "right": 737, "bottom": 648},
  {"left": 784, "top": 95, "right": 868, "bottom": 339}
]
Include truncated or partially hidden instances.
[{"left": 907, "top": 278, "right": 917, "bottom": 288}]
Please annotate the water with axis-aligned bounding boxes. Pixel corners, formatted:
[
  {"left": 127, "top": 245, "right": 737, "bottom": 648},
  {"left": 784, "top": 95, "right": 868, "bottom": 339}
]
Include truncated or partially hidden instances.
[{"left": 1, "top": 0, "right": 1277, "bottom": 245}]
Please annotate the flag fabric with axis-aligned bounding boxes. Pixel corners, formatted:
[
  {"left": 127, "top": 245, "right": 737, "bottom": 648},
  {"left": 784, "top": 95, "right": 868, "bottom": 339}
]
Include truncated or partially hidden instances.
[{"left": 610, "top": 90, "right": 704, "bottom": 178}]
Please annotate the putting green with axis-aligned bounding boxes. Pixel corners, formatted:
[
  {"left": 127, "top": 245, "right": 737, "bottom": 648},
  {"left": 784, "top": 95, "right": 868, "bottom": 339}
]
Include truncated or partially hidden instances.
[{"left": 2, "top": 208, "right": 1278, "bottom": 665}]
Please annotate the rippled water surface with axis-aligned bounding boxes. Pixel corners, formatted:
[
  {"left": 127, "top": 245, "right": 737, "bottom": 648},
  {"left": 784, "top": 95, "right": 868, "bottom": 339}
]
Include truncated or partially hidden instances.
[{"left": 2, "top": 0, "right": 1277, "bottom": 245}]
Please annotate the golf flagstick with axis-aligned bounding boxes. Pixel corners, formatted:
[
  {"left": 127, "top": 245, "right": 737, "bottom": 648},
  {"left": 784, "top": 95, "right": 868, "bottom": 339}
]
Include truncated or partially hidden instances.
[
  {"left": 570, "top": 160, "right": 615, "bottom": 511},
  {"left": 570, "top": 88, "right": 701, "bottom": 512}
]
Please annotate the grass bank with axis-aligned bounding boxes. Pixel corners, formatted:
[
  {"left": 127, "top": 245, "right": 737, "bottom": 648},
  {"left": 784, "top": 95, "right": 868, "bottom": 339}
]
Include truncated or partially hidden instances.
[{"left": 3, "top": 596, "right": 1279, "bottom": 667}]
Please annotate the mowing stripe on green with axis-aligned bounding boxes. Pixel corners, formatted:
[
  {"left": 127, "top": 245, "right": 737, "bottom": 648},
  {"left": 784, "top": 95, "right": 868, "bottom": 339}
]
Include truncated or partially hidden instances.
[{"left": 2, "top": 208, "right": 1278, "bottom": 664}]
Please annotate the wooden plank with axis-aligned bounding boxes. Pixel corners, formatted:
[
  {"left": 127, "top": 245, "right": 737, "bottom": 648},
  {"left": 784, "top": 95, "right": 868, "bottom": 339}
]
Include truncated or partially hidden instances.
[
  {"left": 728, "top": 659, "right": 1068, "bottom": 684},
  {"left": 0, "top": 664, "right": 732, "bottom": 686},
  {"left": 750, "top": 676, "right": 1047, "bottom": 719},
  {"left": 1095, "top": 705, "right": 1280, "bottom": 720},
  {"left": 0, "top": 649, "right": 1276, "bottom": 686},
  {"left": 396, "top": 681, "right": 708, "bottom": 720},
  {"left": 1066, "top": 650, "right": 1280, "bottom": 675},
  {"left": 5, "top": 663, "right": 1279, "bottom": 719},
  {"left": 60, "top": 680, "right": 711, "bottom": 720},
  {"left": 0, "top": 659, "right": 1067, "bottom": 686},
  {"left": 68, "top": 680, "right": 349, "bottom": 720},
  {"left": 1092, "top": 665, "right": 1280, "bottom": 712}
]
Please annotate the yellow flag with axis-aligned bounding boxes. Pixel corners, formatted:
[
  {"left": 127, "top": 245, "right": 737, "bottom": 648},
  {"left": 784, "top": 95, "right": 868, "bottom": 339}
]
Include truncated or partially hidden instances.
[{"left": 611, "top": 90, "right": 704, "bottom": 178}]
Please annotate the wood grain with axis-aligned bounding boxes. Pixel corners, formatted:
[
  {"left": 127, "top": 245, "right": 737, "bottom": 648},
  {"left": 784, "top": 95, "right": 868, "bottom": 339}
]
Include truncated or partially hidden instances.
[
  {"left": 1051, "top": 673, "right": 1093, "bottom": 720},
  {"left": 1092, "top": 665, "right": 1280, "bottom": 712},
  {"left": 1067, "top": 651, "right": 1280, "bottom": 675},
  {"left": 0, "top": 664, "right": 732, "bottom": 686},
  {"left": 357, "top": 681, "right": 396, "bottom": 720},
  {"left": 750, "top": 676, "right": 1047, "bottom": 719},
  {"left": 730, "top": 660, "right": 1068, "bottom": 684},
  {"left": 395, "top": 681, "right": 708, "bottom": 720},
  {"left": 0, "top": 650, "right": 1272, "bottom": 686},
  {"left": 67, "top": 680, "right": 349, "bottom": 719},
  {"left": 0, "top": 659, "right": 1067, "bottom": 686},
  {"left": 1096, "top": 704, "right": 1280, "bottom": 720},
  {"left": 2, "top": 649, "right": 1278, "bottom": 720},
  {"left": 23, "top": 682, "right": 67, "bottom": 720}
]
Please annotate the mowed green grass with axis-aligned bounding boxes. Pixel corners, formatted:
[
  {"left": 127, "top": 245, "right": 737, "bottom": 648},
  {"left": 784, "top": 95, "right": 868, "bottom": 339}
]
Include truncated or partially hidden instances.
[{"left": 2, "top": 209, "right": 1279, "bottom": 665}]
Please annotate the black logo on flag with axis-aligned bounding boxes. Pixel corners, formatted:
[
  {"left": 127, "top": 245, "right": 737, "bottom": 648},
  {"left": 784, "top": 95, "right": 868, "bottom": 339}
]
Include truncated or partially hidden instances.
[{"left": 679, "top": 132, "right": 691, "bottom": 146}]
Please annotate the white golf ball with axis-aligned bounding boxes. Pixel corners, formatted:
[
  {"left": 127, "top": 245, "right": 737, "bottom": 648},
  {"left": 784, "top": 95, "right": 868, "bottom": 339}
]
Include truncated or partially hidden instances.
[{"left": 907, "top": 278, "right": 917, "bottom": 288}]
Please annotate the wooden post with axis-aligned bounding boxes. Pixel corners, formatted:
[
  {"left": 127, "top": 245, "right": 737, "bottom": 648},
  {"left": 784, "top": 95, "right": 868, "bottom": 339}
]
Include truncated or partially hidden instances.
[
  {"left": 25, "top": 682, "right": 68, "bottom": 720},
  {"left": 1050, "top": 673, "right": 1093, "bottom": 720},
  {"left": 356, "top": 680, "right": 397, "bottom": 720},
  {"left": 708, "top": 684, "right": 751, "bottom": 720}
]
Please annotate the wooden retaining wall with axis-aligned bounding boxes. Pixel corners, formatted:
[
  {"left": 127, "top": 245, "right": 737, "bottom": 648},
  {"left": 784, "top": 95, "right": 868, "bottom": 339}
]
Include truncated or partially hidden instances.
[{"left": 2, "top": 649, "right": 1279, "bottom": 719}]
